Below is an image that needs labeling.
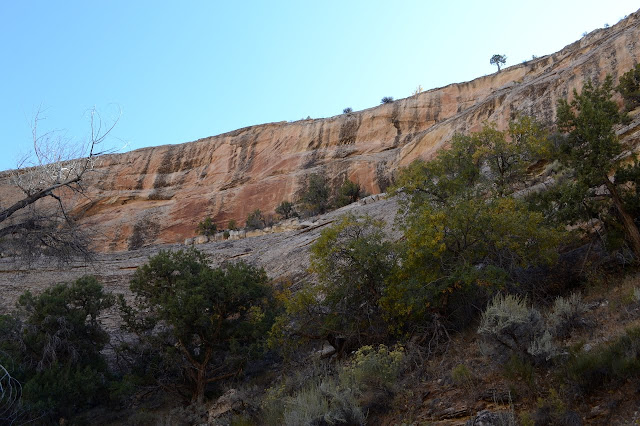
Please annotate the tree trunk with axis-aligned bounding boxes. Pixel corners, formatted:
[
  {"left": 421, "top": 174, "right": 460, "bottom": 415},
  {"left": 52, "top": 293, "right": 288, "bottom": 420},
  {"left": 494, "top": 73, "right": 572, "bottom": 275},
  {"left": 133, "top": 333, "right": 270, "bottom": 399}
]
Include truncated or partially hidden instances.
[
  {"left": 193, "top": 365, "right": 206, "bottom": 404},
  {"left": 603, "top": 176, "right": 640, "bottom": 259}
]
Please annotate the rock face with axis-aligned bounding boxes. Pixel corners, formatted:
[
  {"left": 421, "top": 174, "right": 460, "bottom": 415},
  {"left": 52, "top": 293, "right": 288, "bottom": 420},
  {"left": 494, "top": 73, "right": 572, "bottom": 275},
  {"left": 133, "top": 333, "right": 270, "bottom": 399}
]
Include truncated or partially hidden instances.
[{"left": 2, "top": 11, "right": 640, "bottom": 252}]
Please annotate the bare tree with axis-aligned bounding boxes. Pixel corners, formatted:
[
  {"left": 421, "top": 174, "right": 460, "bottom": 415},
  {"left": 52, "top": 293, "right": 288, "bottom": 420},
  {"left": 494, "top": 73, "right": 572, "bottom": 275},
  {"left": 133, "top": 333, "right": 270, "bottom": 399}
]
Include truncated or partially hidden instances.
[
  {"left": 0, "top": 108, "right": 117, "bottom": 265},
  {"left": 0, "top": 359, "right": 22, "bottom": 424}
]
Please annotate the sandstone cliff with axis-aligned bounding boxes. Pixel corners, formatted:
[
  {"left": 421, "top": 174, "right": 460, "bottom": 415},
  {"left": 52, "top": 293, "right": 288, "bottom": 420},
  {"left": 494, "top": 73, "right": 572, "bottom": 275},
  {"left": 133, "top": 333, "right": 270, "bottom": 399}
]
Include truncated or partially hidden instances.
[{"left": 2, "top": 11, "right": 640, "bottom": 252}]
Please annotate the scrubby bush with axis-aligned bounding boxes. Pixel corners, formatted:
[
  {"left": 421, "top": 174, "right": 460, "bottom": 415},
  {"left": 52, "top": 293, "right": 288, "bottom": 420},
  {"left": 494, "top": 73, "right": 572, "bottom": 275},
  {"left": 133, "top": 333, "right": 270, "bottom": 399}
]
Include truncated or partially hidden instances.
[
  {"left": 334, "top": 179, "right": 364, "bottom": 208},
  {"left": 564, "top": 326, "right": 640, "bottom": 393},
  {"left": 343, "top": 107, "right": 353, "bottom": 114},
  {"left": 380, "top": 96, "right": 394, "bottom": 104},
  {"left": 246, "top": 209, "right": 266, "bottom": 230},
  {"left": 297, "top": 173, "right": 331, "bottom": 217},
  {"left": 271, "top": 344, "right": 403, "bottom": 425},
  {"left": 228, "top": 219, "right": 238, "bottom": 230},
  {"left": 282, "top": 378, "right": 364, "bottom": 426},
  {"left": 451, "top": 364, "right": 474, "bottom": 389},
  {"left": 272, "top": 215, "right": 397, "bottom": 356},
  {"left": 547, "top": 293, "right": 589, "bottom": 338},
  {"left": 341, "top": 344, "right": 404, "bottom": 395},
  {"left": 275, "top": 201, "right": 297, "bottom": 219},
  {"left": 478, "top": 294, "right": 552, "bottom": 364},
  {"left": 197, "top": 216, "right": 217, "bottom": 236}
]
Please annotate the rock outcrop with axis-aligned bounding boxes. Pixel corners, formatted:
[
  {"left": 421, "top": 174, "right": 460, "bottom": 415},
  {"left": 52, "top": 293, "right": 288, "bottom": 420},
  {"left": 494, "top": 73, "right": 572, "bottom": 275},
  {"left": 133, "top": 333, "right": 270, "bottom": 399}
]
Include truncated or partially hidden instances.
[{"left": 2, "top": 11, "right": 640, "bottom": 254}]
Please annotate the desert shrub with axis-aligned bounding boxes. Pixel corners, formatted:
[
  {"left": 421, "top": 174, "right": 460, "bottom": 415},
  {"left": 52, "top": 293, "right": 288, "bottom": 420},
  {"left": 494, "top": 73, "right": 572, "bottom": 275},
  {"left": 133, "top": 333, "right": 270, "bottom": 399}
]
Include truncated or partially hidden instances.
[
  {"left": 276, "top": 345, "right": 402, "bottom": 425},
  {"left": 503, "top": 354, "right": 535, "bottom": 390},
  {"left": 380, "top": 96, "right": 394, "bottom": 104},
  {"left": 297, "top": 173, "right": 331, "bottom": 217},
  {"left": 282, "top": 378, "right": 364, "bottom": 426},
  {"left": 343, "top": 107, "right": 353, "bottom": 114},
  {"left": 334, "top": 179, "right": 364, "bottom": 208},
  {"left": 547, "top": 293, "right": 589, "bottom": 338},
  {"left": 531, "top": 388, "right": 579, "bottom": 426},
  {"left": 223, "top": 230, "right": 231, "bottom": 239},
  {"left": 527, "top": 330, "right": 557, "bottom": 363},
  {"left": 276, "top": 201, "right": 297, "bottom": 219},
  {"left": 339, "top": 344, "right": 404, "bottom": 414},
  {"left": 272, "top": 215, "right": 397, "bottom": 356},
  {"left": 228, "top": 219, "right": 238, "bottom": 230},
  {"left": 451, "top": 364, "right": 474, "bottom": 388},
  {"left": 197, "top": 216, "right": 217, "bottom": 236},
  {"left": 564, "top": 326, "right": 640, "bottom": 393},
  {"left": 246, "top": 209, "right": 266, "bottom": 230},
  {"left": 478, "top": 294, "right": 554, "bottom": 364},
  {"left": 341, "top": 344, "right": 404, "bottom": 392}
]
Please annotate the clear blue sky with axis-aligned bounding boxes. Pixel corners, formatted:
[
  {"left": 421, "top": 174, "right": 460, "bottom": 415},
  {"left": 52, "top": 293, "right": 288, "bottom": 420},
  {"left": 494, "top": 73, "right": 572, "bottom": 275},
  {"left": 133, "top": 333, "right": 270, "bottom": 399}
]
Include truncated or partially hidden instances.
[{"left": 1, "top": 1, "right": 638, "bottom": 172}]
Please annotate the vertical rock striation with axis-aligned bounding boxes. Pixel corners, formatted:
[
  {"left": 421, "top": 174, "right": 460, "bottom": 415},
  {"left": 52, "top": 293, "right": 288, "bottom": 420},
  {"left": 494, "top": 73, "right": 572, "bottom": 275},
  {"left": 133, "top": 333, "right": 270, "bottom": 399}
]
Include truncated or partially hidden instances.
[{"left": 2, "top": 10, "right": 640, "bottom": 251}]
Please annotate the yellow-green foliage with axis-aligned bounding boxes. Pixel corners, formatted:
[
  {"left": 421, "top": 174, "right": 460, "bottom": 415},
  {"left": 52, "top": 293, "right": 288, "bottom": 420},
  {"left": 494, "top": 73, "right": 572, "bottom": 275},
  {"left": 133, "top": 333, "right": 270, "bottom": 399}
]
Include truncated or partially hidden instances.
[
  {"left": 341, "top": 344, "right": 404, "bottom": 392},
  {"left": 386, "top": 118, "right": 561, "bottom": 324},
  {"left": 272, "top": 214, "right": 396, "bottom": 352},
  {"left": 451, "top": 364, "right": 474, "bottom": 388},
  {"left": 386, "top": 197, "right": 561, "bottom": 322}
]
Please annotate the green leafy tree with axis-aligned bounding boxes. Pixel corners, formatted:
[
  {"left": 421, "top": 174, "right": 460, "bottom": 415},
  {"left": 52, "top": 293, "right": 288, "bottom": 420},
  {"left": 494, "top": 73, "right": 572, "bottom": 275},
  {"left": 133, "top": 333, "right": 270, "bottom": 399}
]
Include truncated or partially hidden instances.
[
  {"left": 275, "top": 200, "right": 297, "bottom": 219},
  {"left": 388, "top": 120, "right": 560, "bottom": 325},
  {"left": 197, "top": 217, "right": 217, "bottom": 236},
  {"left": 245, "top": 209, "right": 266, "bottom": 230},
  {"left": 617, "top": 63, "right": 640, "bottom": 111},
  {"left": 490, "top": 54, "right": 507, "bottom": 72},
  {"left": 556, "top": 76, "right": 640, "bottom": 258},
  {"left": 298, "top": 173, "right": 331, "bottom": 216},
  {"left": 272, "top": 215, "right": 396, "bottom": 356},
  {"left": 119, "top": 249, "right": 275, "bottom": 403},
  {"left": 0, "top": 276, "right": 114, "bottom": 421}
]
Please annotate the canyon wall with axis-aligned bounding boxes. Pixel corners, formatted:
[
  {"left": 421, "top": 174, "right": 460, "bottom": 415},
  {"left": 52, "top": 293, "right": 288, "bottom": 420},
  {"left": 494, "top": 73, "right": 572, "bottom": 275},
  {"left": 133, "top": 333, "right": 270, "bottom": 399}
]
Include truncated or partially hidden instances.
[{"left": 2, "top": 11, "right": 640, "bottom": 252}]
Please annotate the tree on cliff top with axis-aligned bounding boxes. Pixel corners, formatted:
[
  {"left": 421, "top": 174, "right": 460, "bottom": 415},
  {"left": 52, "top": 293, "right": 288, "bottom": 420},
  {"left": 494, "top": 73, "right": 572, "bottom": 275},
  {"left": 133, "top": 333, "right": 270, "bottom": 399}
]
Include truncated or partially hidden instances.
[
  {"left": 490, "top": 54, "right": 507, "bottom": 72},
  {"left": 0, "top": 108, "right": 117, "bottom": 265}
]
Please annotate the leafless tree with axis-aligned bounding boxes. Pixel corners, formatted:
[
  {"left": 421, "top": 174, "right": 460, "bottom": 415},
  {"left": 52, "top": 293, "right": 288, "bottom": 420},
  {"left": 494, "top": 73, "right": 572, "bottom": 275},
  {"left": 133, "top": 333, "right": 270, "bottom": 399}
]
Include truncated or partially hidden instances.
[
  {"left": 0, "top": 108, "right": 118, "bottom": 265},
  {"left": 0, "top": 359, "right": 22, "bottom": 425}
]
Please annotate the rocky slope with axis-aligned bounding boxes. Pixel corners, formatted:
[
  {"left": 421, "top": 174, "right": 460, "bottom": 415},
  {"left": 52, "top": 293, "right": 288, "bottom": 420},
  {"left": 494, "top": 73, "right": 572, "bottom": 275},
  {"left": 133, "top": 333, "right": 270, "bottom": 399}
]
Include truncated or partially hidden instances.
[{"left": 3, "top": 11, "right": 640, "bottom": 253}]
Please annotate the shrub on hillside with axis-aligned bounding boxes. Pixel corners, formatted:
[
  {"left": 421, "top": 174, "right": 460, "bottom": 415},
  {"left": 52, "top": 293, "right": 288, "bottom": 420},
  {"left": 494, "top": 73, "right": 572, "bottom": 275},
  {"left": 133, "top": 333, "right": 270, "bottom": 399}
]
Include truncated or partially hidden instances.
[
  {"left": 197, "top": 217, "right": 217, "bottom": 236},
  {"left": 381, "top": 96, "right": 394, "bottom": 104},
  {"left": 478, "top": 294, "right": 552, "bottom": 364},
  {"left": 271, "top": 215, "right": 397, "bottom": 356},
  {"left": 547, "top": 293, "right": 589, "bottom": 339},
  {"left": 246, "top": 209, "right": 266, "bottom": 230},
  {"left": 275, "top": 201, "right": 297, "bottom": 220},
  {"left": 297, "top": 173, "right": 331, "bottom": 217},
  {"left": 565, "top": 326, "right": 640, "bottom": 394},
  {"left": 334, "top": 179, "right": 364, "bottom": 208},
  {"left": 343, "top": 107, "right": 353, "bottom": 114}
]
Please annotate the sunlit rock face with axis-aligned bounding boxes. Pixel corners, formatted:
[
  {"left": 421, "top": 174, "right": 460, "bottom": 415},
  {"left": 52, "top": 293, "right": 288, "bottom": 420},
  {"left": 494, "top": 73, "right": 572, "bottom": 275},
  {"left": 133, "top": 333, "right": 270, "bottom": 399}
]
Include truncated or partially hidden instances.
[{"left": 2, "top": 11, "right": 640, "bottom": 252}]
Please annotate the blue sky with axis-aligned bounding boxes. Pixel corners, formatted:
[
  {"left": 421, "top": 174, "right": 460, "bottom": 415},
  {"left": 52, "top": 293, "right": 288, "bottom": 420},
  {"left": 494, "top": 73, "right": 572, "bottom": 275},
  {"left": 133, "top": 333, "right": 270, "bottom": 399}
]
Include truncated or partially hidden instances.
[{"left": 1, "top": 1, "right": 638, "bottom": 172}]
